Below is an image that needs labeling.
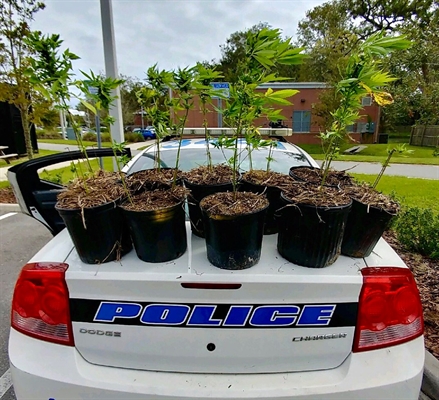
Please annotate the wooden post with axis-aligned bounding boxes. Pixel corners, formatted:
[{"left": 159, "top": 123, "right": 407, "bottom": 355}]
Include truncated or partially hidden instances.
[{"left": 420, "top": 125, "right": 427, "bottom": 146}]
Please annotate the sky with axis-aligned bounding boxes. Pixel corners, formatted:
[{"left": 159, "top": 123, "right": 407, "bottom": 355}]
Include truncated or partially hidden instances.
[{"left": 29, "top": 0, "right": 326, "bottom": 82}]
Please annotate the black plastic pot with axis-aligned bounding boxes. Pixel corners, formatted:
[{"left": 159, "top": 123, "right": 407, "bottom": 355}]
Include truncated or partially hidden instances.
[
  {"left": 341, "top": 199, "right": 396, "bottom": 258},
  {"left": 289, "top": 166, "right": 321, "bottom": 184},
  {"left": 122, "top": 201, "right": 187, "bottom": 263},
  {"left": 200, "top": 198, "right": 268, "bottom": 270},
  {"left": 184, "top": 179, "right": 233, "bottom": 238},
  {"left": 277, "top": 193, "right": 352, "bottom": 268},
  {"left": 56, "top": 200, "right": 132, "bottom": 265},
  {"left": 240, "top": 180, "right": 282, "bottom": 235}
]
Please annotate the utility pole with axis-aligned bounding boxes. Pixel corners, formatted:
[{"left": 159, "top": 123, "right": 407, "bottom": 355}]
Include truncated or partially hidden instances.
[{"left": 100, "top": 0, "right": 124, "bottom": 144}]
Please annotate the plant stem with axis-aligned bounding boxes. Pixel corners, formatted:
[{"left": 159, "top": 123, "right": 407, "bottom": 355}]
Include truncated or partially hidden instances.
[
  {"left": 173, "top": 107, "right": 190, "bottom": 188},
  {"left": 111, "top": 146, "right": 133, "bottom": 205},
  {"left": 63, "top": 103, "right": 94, "bottom": 174},
  {"left": 201, "top": 98, "right": 213, "bottom": 169},
  {"left": 232, "top": 107, "right": 244, "bottom": 197},
  {"left": 373, "top": 149, "right": 395, "bottom": 189}
]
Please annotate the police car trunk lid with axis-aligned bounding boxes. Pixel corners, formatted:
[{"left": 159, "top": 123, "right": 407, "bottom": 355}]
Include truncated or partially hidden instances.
[{"left": 66, "top": 226, "right": 365, "bottom": 374}]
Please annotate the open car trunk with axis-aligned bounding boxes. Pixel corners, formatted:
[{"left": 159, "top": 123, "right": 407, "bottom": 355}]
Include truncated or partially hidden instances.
[{"left": 67, "top": 228, "right": 363, "bottom": 374}]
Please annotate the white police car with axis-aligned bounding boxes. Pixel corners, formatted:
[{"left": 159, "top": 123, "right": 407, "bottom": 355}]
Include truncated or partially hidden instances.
[{"left": 7, "top": 139, "right": 424, "bottom": 399}]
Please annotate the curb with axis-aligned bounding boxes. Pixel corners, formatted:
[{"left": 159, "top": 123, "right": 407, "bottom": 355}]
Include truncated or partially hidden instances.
[
  {"left": 0, "top": 203, "right": 21, "bottom": 212},
  {"left": 422, "top": 350, "right": 439, "bottom": 400}
]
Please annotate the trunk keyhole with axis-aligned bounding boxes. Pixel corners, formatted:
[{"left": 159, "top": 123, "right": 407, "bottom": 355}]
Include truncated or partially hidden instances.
[{"left": 207, "top": 343, "right": 216, "bottom": 352}]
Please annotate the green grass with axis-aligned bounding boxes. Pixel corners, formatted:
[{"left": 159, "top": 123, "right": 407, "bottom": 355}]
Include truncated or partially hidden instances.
[
  {"left": 0, "top": 150, "right": 60, "bottom": 167},
  {"left": 0, "top": 180, "right": 11, "bottom": 188},
  {"left": 40, "top": 157, "right": 115, "bottom": 184},
  {"left": 37, "top": 139, "right": 112, "bottom": 147},
  {"left": 387, "top": 131, "right": 411, "bottom": 144},
  {"left": 299, "top": 143, "right": 439, "bottom": 165},
  {"left": 351, "top": 173, "right": 439, "bottom": 214}
]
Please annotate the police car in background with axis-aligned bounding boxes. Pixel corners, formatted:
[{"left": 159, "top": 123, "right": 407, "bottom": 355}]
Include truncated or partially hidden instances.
[{"left": 7, "top": 139, "right": 424, "bottom": 400}]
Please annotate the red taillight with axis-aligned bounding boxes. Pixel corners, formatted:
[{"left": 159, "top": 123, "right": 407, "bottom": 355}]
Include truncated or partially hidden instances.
[
  {"left": 353, "top": 267, "right": 424, "bottom": 352},
  {"left": 11, "top": 262, "right": 74, "bottom": 346}
]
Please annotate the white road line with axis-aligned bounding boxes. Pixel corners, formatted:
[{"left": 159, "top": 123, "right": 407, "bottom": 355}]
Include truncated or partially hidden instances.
[
  {"left": 0, "top": 213, "right": 17, "bottom": 221},
  {"left": 0, "top": 368, "right": 12, "bottom": 398}
]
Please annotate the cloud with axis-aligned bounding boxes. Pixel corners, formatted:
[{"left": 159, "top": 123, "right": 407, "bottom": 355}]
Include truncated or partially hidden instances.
[{"left": 30, "top": 0, "right": 325, "bottom": 80}]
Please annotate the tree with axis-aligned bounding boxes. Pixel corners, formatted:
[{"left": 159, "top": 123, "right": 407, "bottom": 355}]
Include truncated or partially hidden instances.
[
  {"left": 296, "top": 0, "right": 439, "bottom": 129},
  {"left": 346, "top": 0, "right": 436, "bottom": 36},
  {"left": 0, "top": 0, "right": 45, "bottom": 159},
  {"left": 297, "top": 0, "right": 357, "bottom": 82},
  {"left": 119, "top": 75, "right": 147, "bottom": 126},
  {"left": 384, "top": 23, "right": 439, "bottom": 126},
  {"left": 207, "top": 23, "right": 302, "bottom": 82}
]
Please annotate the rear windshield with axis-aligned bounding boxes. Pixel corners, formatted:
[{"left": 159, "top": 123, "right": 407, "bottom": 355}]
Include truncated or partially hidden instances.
[{"left": 127, "top": 146, "right": 311, "bottom": 175}]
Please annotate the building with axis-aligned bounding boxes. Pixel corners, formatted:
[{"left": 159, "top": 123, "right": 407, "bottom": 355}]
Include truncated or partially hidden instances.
[{"left": 134, "top": 82, "right": 381, "bottom": 145}]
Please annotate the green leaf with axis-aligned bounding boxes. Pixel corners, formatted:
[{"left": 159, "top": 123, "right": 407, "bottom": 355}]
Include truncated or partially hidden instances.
[
  {"left": 268, "top": 89, "right": 300, "bottom": 99},
  {"left": 79, "top": 99, "right": 97, "bottom": 115}
]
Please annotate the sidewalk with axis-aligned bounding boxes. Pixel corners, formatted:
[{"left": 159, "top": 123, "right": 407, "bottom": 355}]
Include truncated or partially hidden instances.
[{"left": 321, "top": 160, "right": 439, "bottom": 180}]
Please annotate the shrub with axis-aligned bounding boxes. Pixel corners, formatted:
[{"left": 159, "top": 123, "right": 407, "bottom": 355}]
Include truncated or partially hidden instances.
[
  {"left": 36, "top": 128, "right": 63, "bottom": 139},
  {"left": 100, "top": 133, "right": 111, "bottom": 142},
  {"left": 125, "top": 132, "right": 145, "bottom": 143},
  {"left": 82, "top": 132, "right": 97, "bottom": 142},
  {"left": 394, "top": 207, "right": 439, "bottom": 259}
]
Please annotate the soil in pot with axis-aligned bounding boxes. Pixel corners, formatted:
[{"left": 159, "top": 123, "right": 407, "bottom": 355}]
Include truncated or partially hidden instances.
[
  {"left": 240, "top": 170, "right": 292, "bottom": 234},
  {"left": 199, "top": 191, "right": 269, "bottom": 270},
  {"left": 126, "top": 168, "right": 183, "bottom": 192},
  {"left": 56, "top": 170, "right": 132, "bottom": 264},
  {"left": 277, "top": 183, "right": 352, "bottom": 268},
  {"left": 183, "top": 164, "right": 235, "bottom": 238},
  {"left": 121, "top": 187, "right": 188, "bottom": 263},
  {"left": 289, "top": 166, "right": 354, "bottom": 187},
  {"left": 341, "top": 184, "right": 400, "bottom": 258}
]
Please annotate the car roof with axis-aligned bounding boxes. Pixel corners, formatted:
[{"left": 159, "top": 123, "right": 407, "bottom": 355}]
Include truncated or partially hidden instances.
[{"left": 142, "top": 138, "right": 305, "bottom": 154}]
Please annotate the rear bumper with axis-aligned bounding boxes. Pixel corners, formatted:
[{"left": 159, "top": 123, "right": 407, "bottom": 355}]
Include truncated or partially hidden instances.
[{"left": 10, "top": 328, "right": 424, "bottom": 400}]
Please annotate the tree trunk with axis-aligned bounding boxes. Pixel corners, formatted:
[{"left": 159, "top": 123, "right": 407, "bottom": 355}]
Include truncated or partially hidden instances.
[{"left": 20, "top": 106, "right": 33, "bottom": 160}]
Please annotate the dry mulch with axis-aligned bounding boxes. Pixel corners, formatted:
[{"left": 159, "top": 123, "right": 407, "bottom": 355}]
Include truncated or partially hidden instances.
[
  {"left": 282, "top": 182, "right": 352, "bottom": 208},
  {"left": 200, "top": 191, "right": 269, "bottom": 216},
  {"left": 56, "top": 171, "right": 125, "bottom": 209},
  {"left": 290, "top": 167, "right": 354, "bottom": 187},
  {"left": 0, "top": 188, "right": 436, "bottom": 357},
  {"left": 126, "top": 169, "right": 182, "bottom": 192},
  {"left": 241, "top": 170, "right": 292, "bottom": 189},
  {"left": 121, "top": 187, "right": 188, "bottom": 212},
  {"left": 344, "top": 184, "right": 400, "bottom": 214},
  {"left": 384, "top": 231, "right": 439, "bottom": 359},
  {"left": 183, "top": 164, "right": 234, "bottom": 185},
  {"left": 0, "top": 187, "right": 16, "bottom": 203}
]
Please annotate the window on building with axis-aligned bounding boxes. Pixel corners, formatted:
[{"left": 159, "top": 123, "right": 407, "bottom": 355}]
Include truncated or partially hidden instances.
[
  {"left": 292, "top": 111, "right": 311, "bottom": 132},
  {"left": 361, "top": 97, "right": 372, "bottom": 106}
]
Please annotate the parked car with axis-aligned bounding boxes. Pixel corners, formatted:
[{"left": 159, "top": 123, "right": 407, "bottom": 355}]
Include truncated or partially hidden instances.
[
  {"left": 132, "top": 126, "right": 156, "bottom": 140},
  {"left": 7, "top": 139, "right": 424, "bottom": 400}
]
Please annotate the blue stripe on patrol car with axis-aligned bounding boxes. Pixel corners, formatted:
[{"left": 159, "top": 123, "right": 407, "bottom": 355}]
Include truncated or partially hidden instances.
[{"left": 70, "top": 300, "right": 357, "bottom": 328}]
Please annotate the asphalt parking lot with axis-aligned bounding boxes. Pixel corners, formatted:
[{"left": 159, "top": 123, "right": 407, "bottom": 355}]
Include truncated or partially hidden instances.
[{"left": 0, "top": 211, "right": 52, "bottom": 400}]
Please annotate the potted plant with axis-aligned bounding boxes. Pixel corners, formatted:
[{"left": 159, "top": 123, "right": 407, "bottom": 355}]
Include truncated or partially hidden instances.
[
  {"left": 198, "top": 27, "right": 305, "bottom": 269},
  {"left": 182, "top": 63, "right": 235, "bottom": 237},
  {"left": 240, "top": 133, "right": 295, "bottom": 235},
  {"left": 341, "top": 144, "right": 411, "bottom": 257},
  {"left": 278, "top": 32, "right": 411, "bottom": 268},
  {"left": 120, "top": 66, "right": 189, "bottom": 263},
  {"left": 25, "top": 32, "right": 132, "bottom": 264}
]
